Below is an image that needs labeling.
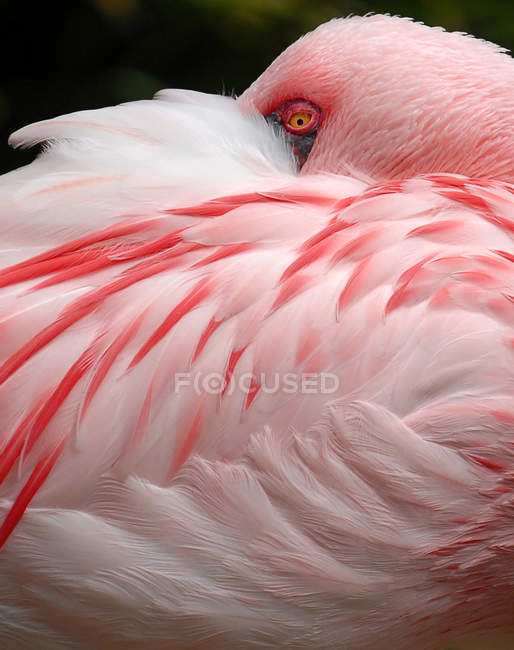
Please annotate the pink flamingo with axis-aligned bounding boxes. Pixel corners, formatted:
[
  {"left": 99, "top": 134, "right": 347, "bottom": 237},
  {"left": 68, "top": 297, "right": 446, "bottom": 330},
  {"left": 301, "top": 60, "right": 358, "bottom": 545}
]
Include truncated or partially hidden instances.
[{"left": 0, "top": 14, "right": 513, "bottom": 650}]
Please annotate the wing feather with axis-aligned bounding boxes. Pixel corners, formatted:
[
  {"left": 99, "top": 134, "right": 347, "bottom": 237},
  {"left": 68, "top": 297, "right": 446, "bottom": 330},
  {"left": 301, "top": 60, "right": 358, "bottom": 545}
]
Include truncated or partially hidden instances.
[{"left": 0, "top": 91, "right": 512, "bottom": 555}]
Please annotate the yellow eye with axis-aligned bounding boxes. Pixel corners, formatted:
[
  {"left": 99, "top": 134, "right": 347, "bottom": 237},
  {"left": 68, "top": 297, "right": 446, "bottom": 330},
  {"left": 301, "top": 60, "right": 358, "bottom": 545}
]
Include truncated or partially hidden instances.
[{"left": 287, "top": 111, "right": 313, "bottom": 129}]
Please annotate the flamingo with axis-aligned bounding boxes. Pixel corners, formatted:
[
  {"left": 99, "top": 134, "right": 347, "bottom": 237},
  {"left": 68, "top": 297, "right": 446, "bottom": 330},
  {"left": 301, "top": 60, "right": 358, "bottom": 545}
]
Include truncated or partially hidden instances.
[{"left": 0, "top": 13, "right": 513, "bottom": 650}]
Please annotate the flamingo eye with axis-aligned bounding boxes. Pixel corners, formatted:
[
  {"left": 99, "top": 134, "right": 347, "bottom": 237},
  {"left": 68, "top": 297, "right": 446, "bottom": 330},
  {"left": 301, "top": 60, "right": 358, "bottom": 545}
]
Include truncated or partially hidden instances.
[
  {"left": 265, "top": 99, "right": 321, "bottom": 168},
  {"left": 287, "top": 111, "right": 313, "bottom": 130},
  {"left": 280, "top": 100, "right": 321, "bottom": 135}
]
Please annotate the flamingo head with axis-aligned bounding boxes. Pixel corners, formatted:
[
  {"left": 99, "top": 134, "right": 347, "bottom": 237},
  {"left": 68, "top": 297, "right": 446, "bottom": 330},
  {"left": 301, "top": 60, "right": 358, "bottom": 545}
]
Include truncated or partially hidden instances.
[{"left": 239, "top": 15, "right": 514, "bottom": 182}]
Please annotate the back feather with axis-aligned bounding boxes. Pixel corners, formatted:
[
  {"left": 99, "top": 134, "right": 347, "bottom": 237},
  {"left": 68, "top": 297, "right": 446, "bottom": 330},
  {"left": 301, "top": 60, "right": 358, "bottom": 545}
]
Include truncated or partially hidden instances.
[{"left": 0, "top": 89, "right": 512, "bottom": 649}]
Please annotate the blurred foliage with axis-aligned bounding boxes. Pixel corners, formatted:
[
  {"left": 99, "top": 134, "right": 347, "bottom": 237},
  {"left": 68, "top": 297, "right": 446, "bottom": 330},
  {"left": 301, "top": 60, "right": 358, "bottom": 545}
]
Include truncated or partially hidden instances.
[{"left": 1, "top": 0, "right": 513, "bottom": 172}]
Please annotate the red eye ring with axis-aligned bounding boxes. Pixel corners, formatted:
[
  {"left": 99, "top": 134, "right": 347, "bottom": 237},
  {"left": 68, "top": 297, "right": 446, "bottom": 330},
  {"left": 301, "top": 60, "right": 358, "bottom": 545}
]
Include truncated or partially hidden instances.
[{"left": 274, "top": 99, "right": 321, "bottom": 135}]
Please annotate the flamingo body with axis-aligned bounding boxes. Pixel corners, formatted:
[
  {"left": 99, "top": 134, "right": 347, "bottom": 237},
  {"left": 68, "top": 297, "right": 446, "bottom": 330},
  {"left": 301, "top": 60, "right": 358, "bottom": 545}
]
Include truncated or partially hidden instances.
[{"left": 0, "top": 15, "right": 513, "bottom": 650}]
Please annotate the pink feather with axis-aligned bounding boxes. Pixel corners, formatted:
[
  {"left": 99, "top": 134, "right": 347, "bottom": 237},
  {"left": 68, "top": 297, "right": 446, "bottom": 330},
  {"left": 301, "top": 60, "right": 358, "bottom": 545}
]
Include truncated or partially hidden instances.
[{"left": 0, "top": 14, "right": 512, "bottom": 650}]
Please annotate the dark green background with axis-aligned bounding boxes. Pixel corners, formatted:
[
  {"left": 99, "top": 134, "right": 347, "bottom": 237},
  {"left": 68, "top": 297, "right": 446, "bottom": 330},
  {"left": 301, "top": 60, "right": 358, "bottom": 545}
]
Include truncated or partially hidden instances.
[{"left": 1, "top": 0, "right": 513, "bottom": 173}]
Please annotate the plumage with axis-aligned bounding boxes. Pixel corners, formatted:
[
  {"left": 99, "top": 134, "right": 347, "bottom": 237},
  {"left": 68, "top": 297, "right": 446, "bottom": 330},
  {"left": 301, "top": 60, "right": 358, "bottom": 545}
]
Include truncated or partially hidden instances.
[{"left": 0, "top": 14, "right": 513, "bottom": 650}]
